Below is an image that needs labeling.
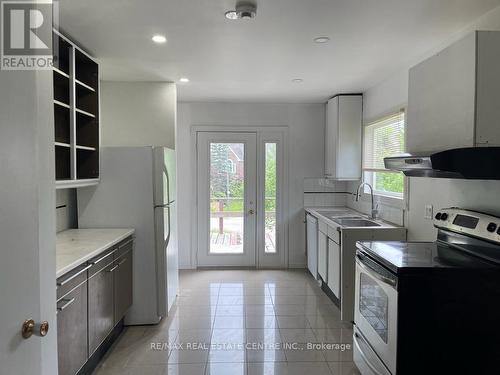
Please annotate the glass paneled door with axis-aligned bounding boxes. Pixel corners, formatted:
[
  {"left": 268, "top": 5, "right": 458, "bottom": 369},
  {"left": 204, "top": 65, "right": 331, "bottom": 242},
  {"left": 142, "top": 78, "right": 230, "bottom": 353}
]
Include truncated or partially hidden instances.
[{"left": 197, "top": 132, "right": 257, "bottom": 266}]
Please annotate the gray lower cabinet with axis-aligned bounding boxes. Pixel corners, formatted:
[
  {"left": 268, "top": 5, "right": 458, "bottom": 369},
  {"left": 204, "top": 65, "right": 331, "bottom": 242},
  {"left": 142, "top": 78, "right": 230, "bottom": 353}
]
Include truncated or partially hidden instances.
[
  {"left": 327, "top": 239, "right": 341, "bottom": 299},
  {"left": 57, "top": 275, "right": 88, "bottom": 375},
  {"left": 88, "top": 260, "right": 115, "bottom": 355},
  {"left": 114, "top": 249, "right": 133, "bottom": 323},
  {"left": 318, "top": 230, "right": 328, "bottom": 282},
  {"left": 56, "top": 236, "right": 134, "bottom": 374}
]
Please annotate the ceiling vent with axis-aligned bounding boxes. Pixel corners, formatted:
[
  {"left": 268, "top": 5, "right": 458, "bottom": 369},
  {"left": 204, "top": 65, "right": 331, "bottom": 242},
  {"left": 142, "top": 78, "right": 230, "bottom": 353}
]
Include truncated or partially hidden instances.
[{"left": 225, "top": 2, "right": 257, "bottom": 20}]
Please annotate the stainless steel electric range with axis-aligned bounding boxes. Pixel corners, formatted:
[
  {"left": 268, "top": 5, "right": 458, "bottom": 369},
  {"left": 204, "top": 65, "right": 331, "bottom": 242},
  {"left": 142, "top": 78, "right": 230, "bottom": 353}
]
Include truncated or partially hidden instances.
[{"left": 353, "top": 208, "right": 500, "bottom": 375}]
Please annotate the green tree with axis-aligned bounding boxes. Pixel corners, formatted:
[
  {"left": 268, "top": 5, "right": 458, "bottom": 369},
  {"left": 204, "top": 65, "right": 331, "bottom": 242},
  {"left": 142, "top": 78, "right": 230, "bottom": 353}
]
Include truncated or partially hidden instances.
[
  {"left": 373, "top": 121, "right": 405, "bottom": 194},
  {"left": 210, "top": 143, "right": 230, "bottom": 198},
  {"left": 227, "top": 177, "right": 244, "bottom": 211},
  {"left": 264, "top": 144, "right": 277, "bottom": 228},
  {"left": 375, "top": 172, "right": 404, "bottom": 193}
]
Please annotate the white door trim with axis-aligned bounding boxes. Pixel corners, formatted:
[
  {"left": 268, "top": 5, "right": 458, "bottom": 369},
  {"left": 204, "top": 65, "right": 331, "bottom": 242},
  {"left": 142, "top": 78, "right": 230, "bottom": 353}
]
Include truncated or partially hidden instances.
[{"left": 190, "top": 126, "right": 289, "bottom": 269}]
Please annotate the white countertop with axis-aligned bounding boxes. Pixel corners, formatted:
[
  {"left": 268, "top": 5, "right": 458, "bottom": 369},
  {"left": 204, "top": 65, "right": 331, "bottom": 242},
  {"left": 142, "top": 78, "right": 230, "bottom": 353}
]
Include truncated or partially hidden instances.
[
  {"left": 305, "top": 206, "right": 402, "bottom": 229},
  {"left": 56, "top": 228, "right": 135, "bottom": 278}
]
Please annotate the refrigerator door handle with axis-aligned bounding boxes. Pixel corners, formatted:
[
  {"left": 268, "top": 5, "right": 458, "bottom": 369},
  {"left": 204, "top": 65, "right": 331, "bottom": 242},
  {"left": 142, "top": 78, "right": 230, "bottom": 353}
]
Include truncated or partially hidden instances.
[
  {"left": 154, "top": 200, "right": 175, "bottom": 209},
  {"left": 154, "top": 205, "right": 171, "bottom": 318},
  {"left": 154, "top": 204, "right": 169, "bottom": 208},
  {"left": 166, "top": 207, "right": 171, "bottom": 244}
]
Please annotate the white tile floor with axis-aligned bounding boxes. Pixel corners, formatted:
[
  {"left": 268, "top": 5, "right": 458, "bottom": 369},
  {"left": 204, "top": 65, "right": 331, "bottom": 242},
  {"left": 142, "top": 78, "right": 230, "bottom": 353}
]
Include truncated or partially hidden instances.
[{"left": 92, "top": 270, "right": 361, "bottom": 375}]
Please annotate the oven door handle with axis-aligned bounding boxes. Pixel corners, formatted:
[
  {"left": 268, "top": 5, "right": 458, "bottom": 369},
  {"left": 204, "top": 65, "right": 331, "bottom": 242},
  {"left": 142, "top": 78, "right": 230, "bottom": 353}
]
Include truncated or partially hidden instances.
[
  {"left": 356, "top": 256, "right": 397, "bottom": 289},
  {"left": 353, "top": 331, "right": 388, "bottom": 375}
]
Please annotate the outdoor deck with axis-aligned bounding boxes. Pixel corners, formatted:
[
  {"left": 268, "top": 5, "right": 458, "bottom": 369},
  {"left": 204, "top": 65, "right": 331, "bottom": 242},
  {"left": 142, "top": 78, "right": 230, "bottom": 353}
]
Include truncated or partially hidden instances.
[{"left": 209, "top": 231, "right": 276, "bottom": 254}]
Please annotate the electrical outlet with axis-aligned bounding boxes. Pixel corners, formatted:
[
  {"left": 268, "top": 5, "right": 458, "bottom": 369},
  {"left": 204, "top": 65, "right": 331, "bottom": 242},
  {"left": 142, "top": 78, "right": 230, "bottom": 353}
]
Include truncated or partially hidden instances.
[{"left": 425, "top": 205, "right": 433, "bottom": 220}]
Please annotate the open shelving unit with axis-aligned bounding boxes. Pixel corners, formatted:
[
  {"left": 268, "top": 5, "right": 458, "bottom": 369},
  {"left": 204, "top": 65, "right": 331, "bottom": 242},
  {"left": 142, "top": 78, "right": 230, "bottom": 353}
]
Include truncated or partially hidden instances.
[{"left": 53, "top": 30, "right": 100, "bottom": 189}]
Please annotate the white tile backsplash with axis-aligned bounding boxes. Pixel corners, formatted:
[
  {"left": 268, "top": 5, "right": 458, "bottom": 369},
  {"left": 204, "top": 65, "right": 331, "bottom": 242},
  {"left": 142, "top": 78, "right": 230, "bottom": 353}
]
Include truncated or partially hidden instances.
[
  {"left": 56, "top": 189, "right": 78, "bottom": 233},
  {"left": 303, "top": 178, "right": 348, "bottom": 193},
  {"left": 304, "top": 193, "right": 347, "bottom": 207},
  {"left": 303, "top": 178, "right": 349, "bottom": 208}
]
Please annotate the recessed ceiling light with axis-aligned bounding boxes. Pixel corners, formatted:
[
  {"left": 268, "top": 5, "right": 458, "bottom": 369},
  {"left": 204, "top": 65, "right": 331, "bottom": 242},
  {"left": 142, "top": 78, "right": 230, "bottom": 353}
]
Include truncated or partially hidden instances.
[
  {"left": 225, "top": 10, "right": 239, "bottom": 20},
  {"left": 179, "top": 77, "right": 190, "bottom": 83},
  {"left": 292, "top": 78, "right": 304, "bottom": 83},
  {"left": 314, "top": 36, "right": 330, "bottom": 44},
  {"left": 151, "top": 35, "right": 167, "bottom": 44}
]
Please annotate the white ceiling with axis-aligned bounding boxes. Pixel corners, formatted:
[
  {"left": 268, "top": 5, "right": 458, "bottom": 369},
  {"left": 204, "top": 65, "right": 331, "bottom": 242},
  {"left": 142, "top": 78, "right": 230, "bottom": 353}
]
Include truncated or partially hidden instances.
[{"left": 59, "top": 0, "right": 500, "bottom": 102}]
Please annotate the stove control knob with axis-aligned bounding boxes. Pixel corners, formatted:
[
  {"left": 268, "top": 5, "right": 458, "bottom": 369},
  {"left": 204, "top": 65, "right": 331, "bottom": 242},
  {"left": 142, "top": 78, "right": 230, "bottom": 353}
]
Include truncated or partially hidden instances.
[
  {"left": 435, "top": 213, "right": 442, "bottom": 220},
  {"left": 487, "top": 223, "right": 497, "bottom": 233},
  {"left": 441, "top": 213, "right": 448, "bottom": 221}
]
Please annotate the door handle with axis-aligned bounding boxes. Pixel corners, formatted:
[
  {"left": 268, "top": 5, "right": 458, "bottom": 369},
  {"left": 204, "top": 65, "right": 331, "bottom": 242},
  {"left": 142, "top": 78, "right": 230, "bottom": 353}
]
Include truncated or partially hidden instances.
[
  {"left": 57, "top": 264, "right": 92, "bottom": 287},
  {"left": 107, "top": 264, "right": 119, "bottom": 273},
  {"left": 118, "top": 257, "right": 127, "bottom": 266},
  {"left": 57, "top": 298, "right": 76, "bottom": 312},
  {"left": 22, "top": 319, "right": 49, "bottom": 339},
  {"left": 355, "top": 257, "right": 398, "bottom": 289},
  {"left": 90, "top": 249, "right": 117, "bottom": 265}
]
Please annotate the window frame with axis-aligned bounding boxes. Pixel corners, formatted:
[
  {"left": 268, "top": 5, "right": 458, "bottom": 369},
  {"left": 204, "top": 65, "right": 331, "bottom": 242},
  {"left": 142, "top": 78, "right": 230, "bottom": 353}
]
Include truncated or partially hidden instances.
[{"left": 361, "top": 108, "right": 408, "bottom": 209}]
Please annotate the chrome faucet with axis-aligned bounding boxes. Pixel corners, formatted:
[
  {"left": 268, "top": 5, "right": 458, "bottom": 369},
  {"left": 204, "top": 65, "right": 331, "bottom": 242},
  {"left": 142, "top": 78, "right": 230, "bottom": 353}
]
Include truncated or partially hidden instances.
[{"left": 355, "top": 182, "right": 379, "bottom": 219}]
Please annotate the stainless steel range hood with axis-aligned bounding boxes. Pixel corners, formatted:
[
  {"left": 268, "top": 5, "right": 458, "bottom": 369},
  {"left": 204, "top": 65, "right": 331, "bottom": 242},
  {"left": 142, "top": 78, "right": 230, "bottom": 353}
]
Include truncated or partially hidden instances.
[{"left": 384, "top": 147, "right": 500, "bottom": 179}]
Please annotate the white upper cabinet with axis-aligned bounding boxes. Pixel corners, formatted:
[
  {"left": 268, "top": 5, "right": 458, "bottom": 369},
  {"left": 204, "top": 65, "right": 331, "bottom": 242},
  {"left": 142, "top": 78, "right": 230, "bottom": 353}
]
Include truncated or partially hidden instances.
[
  {"left": 407, "top": 31, "right": 500, "bottom": 153},
  {"left": 325, "top": 95, "right": 363, "bottom": 180}
]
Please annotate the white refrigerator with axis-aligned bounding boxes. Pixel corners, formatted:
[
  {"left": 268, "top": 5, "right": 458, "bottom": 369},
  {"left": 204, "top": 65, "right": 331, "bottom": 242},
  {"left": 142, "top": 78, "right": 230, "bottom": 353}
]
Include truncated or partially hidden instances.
[{"left": 78, "top": 146, "right": 178, "bottom": 325}]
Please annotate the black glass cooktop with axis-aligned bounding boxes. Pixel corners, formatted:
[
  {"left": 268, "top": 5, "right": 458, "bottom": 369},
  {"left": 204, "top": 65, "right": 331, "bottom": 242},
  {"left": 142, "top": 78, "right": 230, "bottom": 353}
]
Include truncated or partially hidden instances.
[{"left": 357, "top": 241, "right": 499, "bottom": 275}]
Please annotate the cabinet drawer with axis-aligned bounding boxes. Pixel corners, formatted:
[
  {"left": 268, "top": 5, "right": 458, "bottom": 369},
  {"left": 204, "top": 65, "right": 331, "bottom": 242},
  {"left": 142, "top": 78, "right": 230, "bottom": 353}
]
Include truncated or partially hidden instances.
[
  {"left": 57, "top": 280, "right": 88, "bottom": 375},
  {"left": 88, "top": 247, "right": 116, "bottom": 276},
  {"left": 115, "top": 236, "right": 133, "bottom": 259},
  {"left": 328, "top": 226, "right": 340, "bottom": 244},
  {"left": 318, "top": 221, "right": 328, "bottom": 234},
  {"left": 56, "top": 264, "right": 90, "bottom": 300}
]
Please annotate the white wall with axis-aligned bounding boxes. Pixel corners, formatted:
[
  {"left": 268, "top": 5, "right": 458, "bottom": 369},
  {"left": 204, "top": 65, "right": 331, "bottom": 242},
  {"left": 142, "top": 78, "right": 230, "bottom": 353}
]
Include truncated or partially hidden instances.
[
  {"left": 348, "top": 4, "right": 500, "bottom": 241},
  {"left": 177, "top": 102, "right": 326, "bottom": 268},
  {"left": 100, "top": 81, "right": 176, "bottom": 148},
  {"left": 56, "top": 189, "right": 78, "bottom": 232}
]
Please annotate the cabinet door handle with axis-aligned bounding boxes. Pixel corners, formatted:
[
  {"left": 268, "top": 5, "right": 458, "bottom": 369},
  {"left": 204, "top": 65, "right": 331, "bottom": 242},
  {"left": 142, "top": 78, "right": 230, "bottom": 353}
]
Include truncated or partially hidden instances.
[
  {"left": 57, "top": 264, "right": 92, "bottom": 287},
  {"left": 91, "top": 250, "right": 117, "bottom": 265},
  {"left": 107, "top": 264, "right": 119, "bottom": 273},
  {"left": 118, "top": 258, "right": 127, "bottom": 266},
  {"left": 118, "top": 238, "right": 134, "bottom": 249},
  {"left": 57, "top": 298, "right": 76, "bottom": 312}
]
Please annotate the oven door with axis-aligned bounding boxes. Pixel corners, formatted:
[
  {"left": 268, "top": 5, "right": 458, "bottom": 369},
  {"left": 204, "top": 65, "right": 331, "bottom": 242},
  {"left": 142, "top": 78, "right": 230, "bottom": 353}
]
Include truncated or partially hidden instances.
[{"left": 354, "top": 252, "right": 398, "bottom": 375}]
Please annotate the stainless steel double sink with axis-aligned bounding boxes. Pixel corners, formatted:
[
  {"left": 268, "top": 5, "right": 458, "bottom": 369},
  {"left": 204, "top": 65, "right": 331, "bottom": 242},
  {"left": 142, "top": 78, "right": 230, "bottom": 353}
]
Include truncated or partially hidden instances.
[
  {"left": 315, "top": 211, "right": 381, "bottom": 227},
  {"left": 331, "top": 218, "right": 381, "bottom": 227}
]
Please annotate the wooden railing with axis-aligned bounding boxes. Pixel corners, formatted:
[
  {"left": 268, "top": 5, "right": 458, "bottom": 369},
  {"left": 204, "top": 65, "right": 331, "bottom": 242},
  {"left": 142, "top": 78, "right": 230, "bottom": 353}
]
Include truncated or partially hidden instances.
[{"left": 210, "top": 197, "right": 276, "bottom": 234}]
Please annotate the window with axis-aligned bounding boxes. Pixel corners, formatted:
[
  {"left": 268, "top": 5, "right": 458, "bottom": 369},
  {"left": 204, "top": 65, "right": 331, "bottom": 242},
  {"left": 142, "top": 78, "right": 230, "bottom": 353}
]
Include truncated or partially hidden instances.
[
  {"left": 264, "top": 142, "right": 277, "bottom": 253},
  {"left": 363, "top": 111, "right": 405, "bottom": 199}
]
